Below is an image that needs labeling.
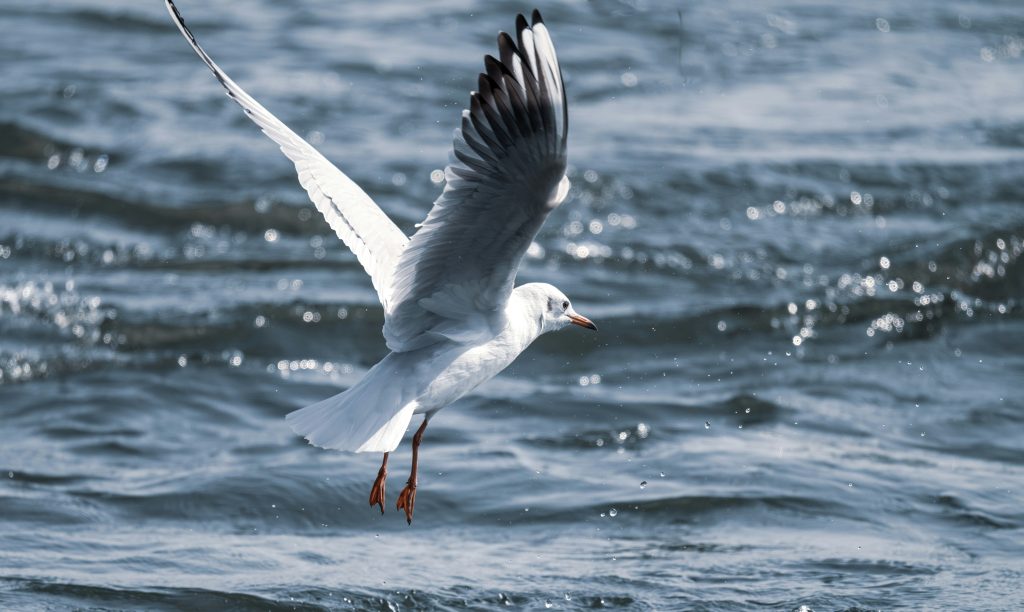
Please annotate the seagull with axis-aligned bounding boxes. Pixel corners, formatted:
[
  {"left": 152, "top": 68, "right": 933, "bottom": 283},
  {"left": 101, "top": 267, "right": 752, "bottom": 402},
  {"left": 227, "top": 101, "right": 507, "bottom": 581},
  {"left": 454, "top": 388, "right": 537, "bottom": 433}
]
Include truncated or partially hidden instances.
[{"left": 166, "top": 1, "right": 595, "bottom": 524}]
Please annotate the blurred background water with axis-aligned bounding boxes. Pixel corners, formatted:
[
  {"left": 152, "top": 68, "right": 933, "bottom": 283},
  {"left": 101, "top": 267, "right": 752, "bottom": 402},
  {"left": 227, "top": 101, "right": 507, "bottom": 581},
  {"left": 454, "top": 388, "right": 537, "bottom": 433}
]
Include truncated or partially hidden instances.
[{"left": 2, "top": 0, "right": 1023, "bottom": 609}]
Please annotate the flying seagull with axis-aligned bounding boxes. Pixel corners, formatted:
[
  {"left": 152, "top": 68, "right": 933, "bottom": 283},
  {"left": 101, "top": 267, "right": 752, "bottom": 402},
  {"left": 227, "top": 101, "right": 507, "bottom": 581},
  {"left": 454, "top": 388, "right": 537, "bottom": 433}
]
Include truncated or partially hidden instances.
[{"left": 166, "top": 1, "right": 595, "bottom": 524}]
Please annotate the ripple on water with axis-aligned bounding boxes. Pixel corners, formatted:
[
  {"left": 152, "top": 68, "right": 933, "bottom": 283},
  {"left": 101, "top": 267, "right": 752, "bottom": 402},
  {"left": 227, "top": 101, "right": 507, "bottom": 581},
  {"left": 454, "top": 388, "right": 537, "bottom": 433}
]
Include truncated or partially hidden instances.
[{"left": 2, "top": 0, "right": 1024, "bottom": 609}]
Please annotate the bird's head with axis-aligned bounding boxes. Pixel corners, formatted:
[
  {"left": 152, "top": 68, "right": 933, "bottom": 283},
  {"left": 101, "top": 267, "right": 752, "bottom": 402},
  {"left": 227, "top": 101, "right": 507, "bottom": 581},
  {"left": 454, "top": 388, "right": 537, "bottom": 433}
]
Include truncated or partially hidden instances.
[{"left": 516, "top": 282, "right": 597, "bottom": 334}]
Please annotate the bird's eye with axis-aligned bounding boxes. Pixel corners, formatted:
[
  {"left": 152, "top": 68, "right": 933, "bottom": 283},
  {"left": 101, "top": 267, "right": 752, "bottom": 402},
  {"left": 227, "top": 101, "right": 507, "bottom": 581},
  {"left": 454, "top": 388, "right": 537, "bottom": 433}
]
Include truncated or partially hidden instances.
[{"left": 562, "top": 301, "right": 569, "bottom": 310}]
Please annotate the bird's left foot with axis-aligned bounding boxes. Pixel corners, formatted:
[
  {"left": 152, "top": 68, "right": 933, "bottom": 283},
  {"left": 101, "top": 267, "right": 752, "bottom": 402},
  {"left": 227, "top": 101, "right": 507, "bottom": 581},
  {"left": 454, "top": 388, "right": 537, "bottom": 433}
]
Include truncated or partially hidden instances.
[
  {"left": 395, "top": 479, "right": 417, "bottom": 525},
  {"left": 369, "top": 468, "right": 387, "bottom": 514},
  {"left": 368, "top": 452, "right": 389, "bottom": 514}
]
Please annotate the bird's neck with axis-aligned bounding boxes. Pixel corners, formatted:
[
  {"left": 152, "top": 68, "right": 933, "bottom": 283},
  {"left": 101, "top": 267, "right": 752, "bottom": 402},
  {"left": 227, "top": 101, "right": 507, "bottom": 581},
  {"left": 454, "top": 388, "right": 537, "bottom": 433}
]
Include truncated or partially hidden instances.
[{"left": 506, "top": 287, "right": 548, "bottom": 349}]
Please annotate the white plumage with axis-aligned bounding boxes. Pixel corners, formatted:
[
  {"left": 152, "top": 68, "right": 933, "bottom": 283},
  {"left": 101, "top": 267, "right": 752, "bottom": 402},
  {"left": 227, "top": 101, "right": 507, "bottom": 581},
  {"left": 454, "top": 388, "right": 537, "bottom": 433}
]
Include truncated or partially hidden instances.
[{"left": 167, "top": 1, "right": 594, "bottom": 521}]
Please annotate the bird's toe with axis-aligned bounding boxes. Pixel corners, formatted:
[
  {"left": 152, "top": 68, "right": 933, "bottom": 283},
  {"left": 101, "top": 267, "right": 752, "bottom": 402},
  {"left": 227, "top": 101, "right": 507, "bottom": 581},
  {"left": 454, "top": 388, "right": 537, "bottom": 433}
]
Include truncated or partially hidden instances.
[
  {"left": 395, "top": 481, "right": 417, "bottom": 525},
  {"left": 369, "top": 466, "right": 388, "bottom": 514}
]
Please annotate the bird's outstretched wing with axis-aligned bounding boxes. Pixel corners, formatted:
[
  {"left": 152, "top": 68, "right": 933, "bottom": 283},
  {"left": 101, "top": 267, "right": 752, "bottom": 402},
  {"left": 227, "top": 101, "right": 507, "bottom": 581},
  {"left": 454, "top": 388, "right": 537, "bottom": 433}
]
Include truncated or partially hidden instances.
[
  {"left": 383, "top": 11, "right": 569, "bottom": 351},
  {"left": 165, "top": 0, "right": 408, "bottom": 309}
]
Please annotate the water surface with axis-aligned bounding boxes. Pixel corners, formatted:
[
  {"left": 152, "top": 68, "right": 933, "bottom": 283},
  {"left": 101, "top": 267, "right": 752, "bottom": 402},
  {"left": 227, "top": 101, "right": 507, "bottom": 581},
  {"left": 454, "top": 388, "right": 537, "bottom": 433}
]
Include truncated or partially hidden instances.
[{"left": 1, "top": 0, "right": 1023, "bottom": 609}]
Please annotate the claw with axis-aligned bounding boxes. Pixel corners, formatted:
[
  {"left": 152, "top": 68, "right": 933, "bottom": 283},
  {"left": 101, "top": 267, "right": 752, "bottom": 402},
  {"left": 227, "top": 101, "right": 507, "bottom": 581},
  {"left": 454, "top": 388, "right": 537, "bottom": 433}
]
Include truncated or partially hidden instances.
[{"left": 395, "top": 479, "right": 417, "bottom": 525}]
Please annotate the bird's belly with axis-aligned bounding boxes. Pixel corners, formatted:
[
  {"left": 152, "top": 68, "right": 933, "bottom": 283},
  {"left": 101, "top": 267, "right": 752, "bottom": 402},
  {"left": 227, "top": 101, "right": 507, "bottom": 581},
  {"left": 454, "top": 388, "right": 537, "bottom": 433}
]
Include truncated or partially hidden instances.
[{"left": 411, "top": 339, "right": 521, "bottom": 414}]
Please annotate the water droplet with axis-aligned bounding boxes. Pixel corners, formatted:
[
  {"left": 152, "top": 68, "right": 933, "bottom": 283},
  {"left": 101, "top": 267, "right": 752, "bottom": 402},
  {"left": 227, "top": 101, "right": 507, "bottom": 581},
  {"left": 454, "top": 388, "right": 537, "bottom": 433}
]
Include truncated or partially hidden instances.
[
  {"left": 848, "top": 482, "right": 854, "bottom": 488},
  {"left": 704, "top": 420, "right": 711, "bottom": 429},
  {"left": 659, "top": 471, "right": 665, "bottom": 478},
  {"left": 544, "top": 601, "right": 553, "bottom": 609},
  {"left": 306, "top": 130, "right": 324, "bottom": 145},
  {"left": 7, "top": 471, "right": 12, "bottom": 479},
  {"left": 640, "top": 480, "right": 647, "bottom": 489},
  {"left": 744, "top": 407, "right": 751, "bottom": 414},
  {"left": 609, "top": 508, "right": 618, "bottom": 517}
]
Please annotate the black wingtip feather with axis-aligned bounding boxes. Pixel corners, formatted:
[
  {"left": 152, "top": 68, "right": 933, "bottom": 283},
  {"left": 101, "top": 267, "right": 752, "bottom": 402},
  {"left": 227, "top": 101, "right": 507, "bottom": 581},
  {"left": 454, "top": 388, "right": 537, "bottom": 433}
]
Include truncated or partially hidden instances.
[
  {"left": 483, "top": 55, "right": 507, "bottom": 84},
  {"left": 497, "top": 32, "right": 518, "bottom": 55},
  {"left": 497, "top": 31, "right": 534, "bottom": 79},
  {"left": 484, "top": 54, "right": 512, "bottom": 76},
  {"left": 481, "top": 73, "right": 503, "bottom": 94},
  {"left": 477, "top": 73, "right": 495, "bottom": 102},
  {"left": 515, "top": 14, "right": 529, "bottom": 34},
  {"left": 166, "top": 0, "right": 189, "bottom": 39},
  {"left": 532, "top": 9, "right": 543, "bottom": 26}
]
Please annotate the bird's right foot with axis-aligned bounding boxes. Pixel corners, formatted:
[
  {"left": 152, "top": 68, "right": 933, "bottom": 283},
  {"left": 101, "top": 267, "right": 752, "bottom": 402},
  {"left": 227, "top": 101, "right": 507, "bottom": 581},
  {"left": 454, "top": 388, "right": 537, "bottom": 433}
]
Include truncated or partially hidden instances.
[
  {"left": 395, "top": 479, "right": 417, "bottom": 525},
  {"left": 396, "top": 416, "right": 429, "bottom": 525}
]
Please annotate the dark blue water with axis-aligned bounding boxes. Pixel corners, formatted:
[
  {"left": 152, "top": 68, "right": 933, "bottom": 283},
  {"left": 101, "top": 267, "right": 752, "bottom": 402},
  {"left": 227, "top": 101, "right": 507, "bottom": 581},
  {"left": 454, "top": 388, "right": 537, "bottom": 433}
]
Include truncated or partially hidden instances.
[{"left": 2, "top": 0, "right": 1023, "bottom": 609}]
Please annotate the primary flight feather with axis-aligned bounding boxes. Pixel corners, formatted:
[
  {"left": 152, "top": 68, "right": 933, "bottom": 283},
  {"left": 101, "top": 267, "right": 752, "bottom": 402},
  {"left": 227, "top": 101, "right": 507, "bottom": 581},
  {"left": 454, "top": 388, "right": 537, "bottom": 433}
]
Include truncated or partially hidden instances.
[{"left": 166, "top": 0, "right": 595, "bottom": 524}]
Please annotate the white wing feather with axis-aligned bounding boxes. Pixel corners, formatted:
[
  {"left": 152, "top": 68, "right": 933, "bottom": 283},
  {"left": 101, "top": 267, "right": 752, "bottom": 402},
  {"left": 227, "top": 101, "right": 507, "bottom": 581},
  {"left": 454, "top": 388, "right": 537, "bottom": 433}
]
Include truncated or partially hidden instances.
[
  {"left": 166, "top": 0, "right": 408, "bottom": 309},
  {"left": 383, "top": 11, "right": 569, "bottom": 351}
]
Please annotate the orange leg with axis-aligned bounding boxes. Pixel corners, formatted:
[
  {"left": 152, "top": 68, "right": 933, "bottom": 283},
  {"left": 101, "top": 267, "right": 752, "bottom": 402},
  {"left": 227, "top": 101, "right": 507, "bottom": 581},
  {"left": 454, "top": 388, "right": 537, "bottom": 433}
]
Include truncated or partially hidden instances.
[
  {"left": 368, "top": 452, "right": 388, "bottom": 514},
  {"left": 396, "top": 416, "right": 430, "bottom": 525}
]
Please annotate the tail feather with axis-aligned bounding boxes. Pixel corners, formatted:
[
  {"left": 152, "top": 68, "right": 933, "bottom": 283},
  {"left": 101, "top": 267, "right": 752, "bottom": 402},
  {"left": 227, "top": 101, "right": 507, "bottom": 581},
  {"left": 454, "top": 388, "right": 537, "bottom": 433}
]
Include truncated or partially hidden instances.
[{"left": 286, "top": 355, "right": 416, "bottom": 453}]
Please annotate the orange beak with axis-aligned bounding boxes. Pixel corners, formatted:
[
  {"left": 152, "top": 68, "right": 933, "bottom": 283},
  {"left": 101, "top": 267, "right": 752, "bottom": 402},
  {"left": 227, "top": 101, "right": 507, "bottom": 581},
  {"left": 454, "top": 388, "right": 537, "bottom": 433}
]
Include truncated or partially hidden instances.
[{"left": 569, "top": 313, "right": 598, "bottom": 331}]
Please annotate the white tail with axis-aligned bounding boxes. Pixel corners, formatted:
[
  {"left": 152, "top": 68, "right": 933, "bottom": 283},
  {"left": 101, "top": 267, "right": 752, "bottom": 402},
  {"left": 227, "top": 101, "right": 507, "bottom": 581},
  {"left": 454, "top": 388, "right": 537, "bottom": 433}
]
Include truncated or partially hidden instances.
[{"left": 286, "top": 354, "right": 416, "bottom": 453}]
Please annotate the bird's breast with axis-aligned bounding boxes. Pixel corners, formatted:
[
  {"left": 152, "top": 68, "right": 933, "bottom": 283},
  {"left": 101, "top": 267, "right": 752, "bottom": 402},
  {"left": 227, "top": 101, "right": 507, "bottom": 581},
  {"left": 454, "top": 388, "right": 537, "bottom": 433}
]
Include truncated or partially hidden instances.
[{"left": 411, "top": 327, "right": 528, "bottom": 413}]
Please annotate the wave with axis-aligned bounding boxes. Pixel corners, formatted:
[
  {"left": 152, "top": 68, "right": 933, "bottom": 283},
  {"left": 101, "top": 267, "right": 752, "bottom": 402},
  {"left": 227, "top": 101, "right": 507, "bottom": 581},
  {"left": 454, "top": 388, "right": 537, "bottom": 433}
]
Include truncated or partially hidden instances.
[
  {"left": 0, "top": 579, "right": 334, "bottom": 612},
  {"left": 0, "top": 177, "right": 326, "bottom": 238}
]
